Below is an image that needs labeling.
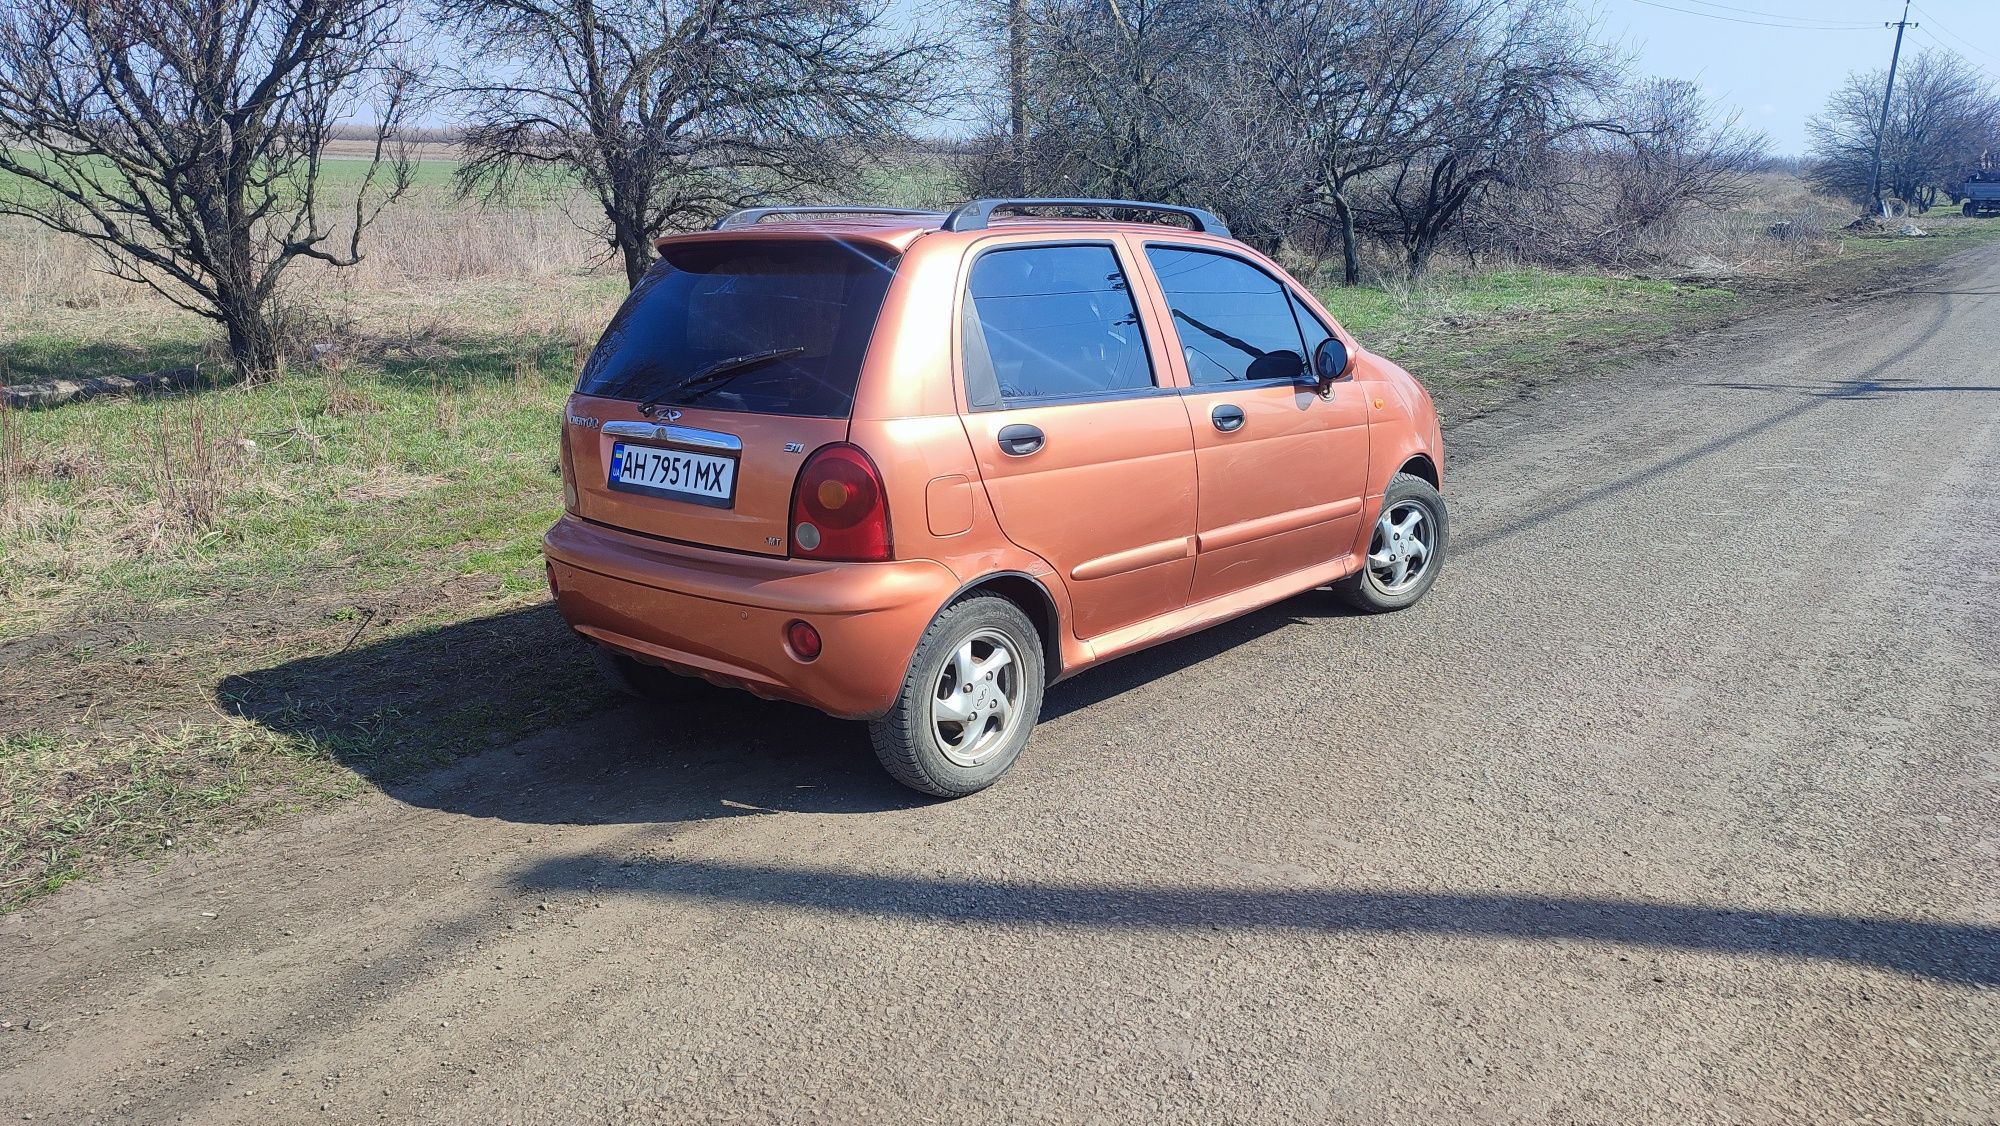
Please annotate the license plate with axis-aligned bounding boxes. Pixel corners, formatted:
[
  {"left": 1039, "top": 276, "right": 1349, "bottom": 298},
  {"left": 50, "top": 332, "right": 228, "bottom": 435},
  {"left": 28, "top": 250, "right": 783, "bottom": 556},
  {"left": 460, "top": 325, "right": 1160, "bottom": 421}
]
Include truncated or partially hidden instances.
[{"left": 608, "top": 441, "right": 737, "bottom": 507}]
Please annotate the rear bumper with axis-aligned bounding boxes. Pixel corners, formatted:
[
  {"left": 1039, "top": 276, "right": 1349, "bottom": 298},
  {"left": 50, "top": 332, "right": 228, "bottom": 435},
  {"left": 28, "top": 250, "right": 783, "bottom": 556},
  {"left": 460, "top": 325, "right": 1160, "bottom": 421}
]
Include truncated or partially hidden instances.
[{"left": 542, "top": 516, "right": 956, "bottom": 719}]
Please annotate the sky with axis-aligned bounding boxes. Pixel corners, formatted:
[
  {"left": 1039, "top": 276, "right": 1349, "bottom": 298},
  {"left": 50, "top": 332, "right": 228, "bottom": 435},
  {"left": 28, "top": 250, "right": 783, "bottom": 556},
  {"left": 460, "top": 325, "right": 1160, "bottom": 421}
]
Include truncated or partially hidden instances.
[{"left": 1592, "top": 0, "right": 2000, "bottom": 155}]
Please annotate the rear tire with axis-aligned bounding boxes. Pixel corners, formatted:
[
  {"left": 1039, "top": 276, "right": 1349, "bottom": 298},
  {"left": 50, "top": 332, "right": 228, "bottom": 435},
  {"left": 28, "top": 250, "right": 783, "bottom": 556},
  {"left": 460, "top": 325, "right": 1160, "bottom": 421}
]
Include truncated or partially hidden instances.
[
  {"left": 1334, "top": 472, "right": 1449, "bottom": 613},
  {"left": 1967, "top": 201, "right": 1978, "bottom": 218},
  {"left": 869, "top": 594, "right": 1045, "bottom": 797}
]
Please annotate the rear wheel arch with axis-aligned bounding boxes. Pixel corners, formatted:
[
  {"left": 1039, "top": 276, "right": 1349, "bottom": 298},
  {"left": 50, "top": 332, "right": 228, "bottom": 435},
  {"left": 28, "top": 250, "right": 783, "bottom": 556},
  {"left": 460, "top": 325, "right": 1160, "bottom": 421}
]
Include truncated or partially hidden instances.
[{"left": 949, "top": 571, "right": 1063, "bottom": 679}]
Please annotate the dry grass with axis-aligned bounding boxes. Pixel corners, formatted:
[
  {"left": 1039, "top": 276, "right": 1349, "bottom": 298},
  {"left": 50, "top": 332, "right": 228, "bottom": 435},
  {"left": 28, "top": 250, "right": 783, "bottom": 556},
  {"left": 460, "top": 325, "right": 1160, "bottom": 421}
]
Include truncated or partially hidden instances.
[
  {"left": 0, "top": 407, "right": 20, "bottom": 506},
  {"left": 1642, "top": 173, "right": 1854, "bottom": 277},
  {"left": 1, "top": 183, "right": 620, "bottom": 388},
  {"left": 143, "top": 400, "right": 230, "bottom": 536}
]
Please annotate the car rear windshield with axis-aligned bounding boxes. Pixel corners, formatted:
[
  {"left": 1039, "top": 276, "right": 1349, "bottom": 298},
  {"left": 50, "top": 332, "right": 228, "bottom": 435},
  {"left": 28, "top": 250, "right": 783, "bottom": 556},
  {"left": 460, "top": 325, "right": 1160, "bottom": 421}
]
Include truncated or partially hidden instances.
[{"left": 575, "top": 240, "right": 900, "bottom": 418}]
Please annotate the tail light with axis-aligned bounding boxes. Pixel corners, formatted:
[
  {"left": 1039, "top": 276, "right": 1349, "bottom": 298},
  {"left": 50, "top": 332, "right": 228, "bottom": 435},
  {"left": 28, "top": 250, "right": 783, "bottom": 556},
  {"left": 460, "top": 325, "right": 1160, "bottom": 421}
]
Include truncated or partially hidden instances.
[
  {"left": 790, "top": 443, "right": 890, "bottom": 562},
  {"left": 558, "top": 412, "right": 579, "bottom": 515}
]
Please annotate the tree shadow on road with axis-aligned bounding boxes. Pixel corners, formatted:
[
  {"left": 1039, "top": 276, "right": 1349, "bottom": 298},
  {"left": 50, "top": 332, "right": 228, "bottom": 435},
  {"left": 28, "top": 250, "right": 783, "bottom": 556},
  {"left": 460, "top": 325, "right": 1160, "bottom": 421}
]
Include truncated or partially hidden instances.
[
  {"left": 1456, "top": 296, "right": 1963, "bottom": 558},
  {"left": 1700, "top": 378, "right": 2000, "bottom": 399},
  {"left": 510, "top": 853, "right": 2000, "bottom": 987}
]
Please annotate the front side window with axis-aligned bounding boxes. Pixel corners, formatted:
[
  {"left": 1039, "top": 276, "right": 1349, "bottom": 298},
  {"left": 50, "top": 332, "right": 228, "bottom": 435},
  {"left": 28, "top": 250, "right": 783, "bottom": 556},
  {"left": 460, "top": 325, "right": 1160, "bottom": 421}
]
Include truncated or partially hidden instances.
[
  {"left": 961, "top": 244, "right": 1155, "bottom": 409},
  {"left": 576, "top": 240, "right": 898, "bottom": 418},
  {"left": 1290, "top": 291, "right": 1333, "bottom": 358},
  {"left": 1145, "top": 246, "right": 1310, "bottom": 386}
]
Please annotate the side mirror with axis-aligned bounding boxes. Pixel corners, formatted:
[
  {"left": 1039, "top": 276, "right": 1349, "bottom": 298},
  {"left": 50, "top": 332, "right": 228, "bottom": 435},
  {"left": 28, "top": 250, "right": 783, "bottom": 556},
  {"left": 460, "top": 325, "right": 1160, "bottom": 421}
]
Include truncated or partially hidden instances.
[{"left": 1312, "top": 337, "right": 1351, "bottom": 393}]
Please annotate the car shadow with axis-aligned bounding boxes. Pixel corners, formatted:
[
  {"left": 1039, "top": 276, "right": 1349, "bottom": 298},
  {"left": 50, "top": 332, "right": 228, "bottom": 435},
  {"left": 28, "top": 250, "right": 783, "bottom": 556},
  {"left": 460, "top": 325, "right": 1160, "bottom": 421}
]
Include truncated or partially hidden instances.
[
  {"left": 218, "top": 601, "right": 923, "bottom": 825},
  {"left": 1041, "top": 596, "right": 1353, "bottom": 722},
  {"left": 218, "top": 590, "right": 1361, "bottom": 828}
]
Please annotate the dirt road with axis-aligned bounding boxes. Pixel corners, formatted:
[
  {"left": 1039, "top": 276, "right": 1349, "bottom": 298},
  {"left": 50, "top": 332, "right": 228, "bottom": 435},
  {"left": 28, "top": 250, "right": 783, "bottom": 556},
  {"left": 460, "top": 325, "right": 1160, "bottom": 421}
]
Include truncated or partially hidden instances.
[{"left": 4, "top": 247, "right": 1996, "bottom": 1124}]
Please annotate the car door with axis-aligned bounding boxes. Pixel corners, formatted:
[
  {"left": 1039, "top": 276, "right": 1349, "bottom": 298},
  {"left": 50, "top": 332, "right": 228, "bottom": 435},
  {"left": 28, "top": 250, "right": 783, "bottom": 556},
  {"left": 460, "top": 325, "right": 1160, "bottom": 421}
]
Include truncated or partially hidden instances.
[
  {"left": 957, "top": 239, "right": 1199, "bottom": 641},
  {"left": 1138, "top": 243, "right": 1370, "bottom": 604}
]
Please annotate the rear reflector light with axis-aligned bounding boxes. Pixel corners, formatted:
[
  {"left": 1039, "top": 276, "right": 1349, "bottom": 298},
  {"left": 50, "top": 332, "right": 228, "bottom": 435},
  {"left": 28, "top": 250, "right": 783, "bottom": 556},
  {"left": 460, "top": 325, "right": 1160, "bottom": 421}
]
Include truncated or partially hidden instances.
[
  {"left": 786, "top": 620, "right": 822, "bottom": 661},
  {"left": 789, "top": 443, "right": 890, "bottom": 561},
  {"left": 546, "top": 561, "right": 559, "bottom": 599},
  {"left": 558, "top": 412, "right": 579, "bottom": 515}
]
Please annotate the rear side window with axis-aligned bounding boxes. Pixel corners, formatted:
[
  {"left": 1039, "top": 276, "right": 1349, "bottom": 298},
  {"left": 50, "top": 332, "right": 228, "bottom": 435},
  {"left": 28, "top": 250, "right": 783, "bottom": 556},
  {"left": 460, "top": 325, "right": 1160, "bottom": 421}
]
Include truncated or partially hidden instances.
[
  {"left": 577, "top": 240, "right": 898, "bottom": 418},
  {"left": 1145, "top": 246, "right": 1310, "bottom": 386},
  {"left": 961, "top": 244, "right": 1155, "bottom": 409}
]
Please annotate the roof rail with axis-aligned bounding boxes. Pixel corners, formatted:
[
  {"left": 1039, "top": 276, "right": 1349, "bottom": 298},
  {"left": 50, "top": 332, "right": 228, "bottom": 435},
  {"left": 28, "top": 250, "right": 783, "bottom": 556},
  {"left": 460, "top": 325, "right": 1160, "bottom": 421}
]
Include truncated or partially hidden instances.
[
  {"left": 943, "top": 197, "right": 1231, "bottom": 238},
  {"left": 712, "top": 206, "right": 945, "bottom": 231}
]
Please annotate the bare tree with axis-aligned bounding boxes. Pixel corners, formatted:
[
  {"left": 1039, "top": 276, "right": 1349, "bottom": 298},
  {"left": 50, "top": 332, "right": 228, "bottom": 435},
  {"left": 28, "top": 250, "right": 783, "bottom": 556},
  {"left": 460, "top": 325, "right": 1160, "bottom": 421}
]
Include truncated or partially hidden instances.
[
  {"left": 1356, "top": 0, "right": 1615, "bottom": 278},
  {"left": 432, "top": 0, "right": 946, "bottom": 288},
  {"left": 1808, "top": 49, "right": 2000, "bottom": 212},
  {"left": 974, "top": 0, "right": 1219, "bottom": 200},
  {"left": 963, "top": 0, "right": 1291, "bottom": 246},
  {"left": 1599, "top": 79, "right": 1764, "bottom": 237},
  {"left": 1248, "top": 0, "right": 1499, "bottom": 285},
  {"left": 0, "top": 0, "right": 414, "bottom": 380},
  {"left": 1461, "top": 78, "right": 1763, "bottom": 268}
]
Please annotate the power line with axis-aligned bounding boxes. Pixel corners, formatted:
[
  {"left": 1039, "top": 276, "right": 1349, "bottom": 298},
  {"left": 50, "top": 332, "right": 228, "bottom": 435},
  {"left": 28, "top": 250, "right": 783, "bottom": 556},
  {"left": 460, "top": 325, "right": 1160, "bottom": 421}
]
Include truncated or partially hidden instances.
[
  {"left": 1666, "top": 0, "right": 1882, "bottom": 28},
  {"left": 1913, "top": 26, "right": 2000, "bottom": 86},
  {"left": 1624, "top": 0, "right": 1874, "bottom": 31},
  {"left": 1909, "top": 3, "right": 2000, "bottom": 67}
]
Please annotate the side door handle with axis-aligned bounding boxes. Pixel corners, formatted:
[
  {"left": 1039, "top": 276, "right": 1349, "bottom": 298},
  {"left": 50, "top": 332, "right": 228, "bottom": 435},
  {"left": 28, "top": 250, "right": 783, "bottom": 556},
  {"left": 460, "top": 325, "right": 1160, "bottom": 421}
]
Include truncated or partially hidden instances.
[
  {"left": 1211, "top": 404, "right": 1246, "bottom": 433},
  {"left": 997, "top": 423, "right": 1045, "bottom": 456}
]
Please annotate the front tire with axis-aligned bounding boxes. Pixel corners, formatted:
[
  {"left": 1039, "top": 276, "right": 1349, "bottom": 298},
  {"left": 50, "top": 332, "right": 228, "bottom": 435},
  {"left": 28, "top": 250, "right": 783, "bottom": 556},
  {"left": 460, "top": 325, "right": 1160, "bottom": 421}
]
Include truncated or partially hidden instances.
[
  {"left": 869, "top": 594, "right": 1045, "bottom": 797},
  {"left": 1334, "top": 472, "right": 1448, "bottom": 613}
]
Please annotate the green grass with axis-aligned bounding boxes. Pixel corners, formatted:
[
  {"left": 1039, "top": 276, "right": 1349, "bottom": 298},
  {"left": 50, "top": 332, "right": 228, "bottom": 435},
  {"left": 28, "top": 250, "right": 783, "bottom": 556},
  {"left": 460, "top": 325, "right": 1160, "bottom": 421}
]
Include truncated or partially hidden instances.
[
  {"left": 1316, "top": 269, "right": 1709, "bottom": 338},
  {"left": 2, "top": 331, "right": 210, "bottom": 387},
  {"left": 1779, "top": 213, "right": 2000, "bottom": 288},
  {"left": 318, "top": 154, "right": 464, "bottom": 191},
  {"left": 4, "top": 336, "right": 578, "bottom": 616},
  {"left": 1307, "top": 268, "right": 1743, "bottom": 415}
]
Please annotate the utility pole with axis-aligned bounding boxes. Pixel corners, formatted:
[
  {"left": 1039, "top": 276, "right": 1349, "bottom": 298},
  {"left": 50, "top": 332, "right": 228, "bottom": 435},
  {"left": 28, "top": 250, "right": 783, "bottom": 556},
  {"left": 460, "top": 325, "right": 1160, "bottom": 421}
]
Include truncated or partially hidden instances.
[
  {"left": 1867, "top": 0, "right": 1916, "bottom": 218},
  {"left": 1009, "top": 0, "right": 1028, "bottom": 195}
]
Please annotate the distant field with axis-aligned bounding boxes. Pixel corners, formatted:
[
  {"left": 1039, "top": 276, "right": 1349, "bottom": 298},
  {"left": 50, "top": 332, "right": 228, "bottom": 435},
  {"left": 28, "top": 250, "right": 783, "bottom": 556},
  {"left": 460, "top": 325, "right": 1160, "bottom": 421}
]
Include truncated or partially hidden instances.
[
  {"left": 5, "top": 141, "right": 962, "bottom": 216},
  {"left": 5, "top": 150, "right": 483, "bottom": 202},
  {"left": 5, "top": 160, "right": 1999, "bottom": 909}
]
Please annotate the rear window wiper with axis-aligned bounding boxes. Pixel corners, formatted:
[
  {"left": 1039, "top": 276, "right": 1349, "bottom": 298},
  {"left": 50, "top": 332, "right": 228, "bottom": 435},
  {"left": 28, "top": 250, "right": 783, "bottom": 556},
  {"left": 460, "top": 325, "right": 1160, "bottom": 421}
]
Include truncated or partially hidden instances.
[{"left": 638, "top": 347, "right": 807, "bottom": 416}]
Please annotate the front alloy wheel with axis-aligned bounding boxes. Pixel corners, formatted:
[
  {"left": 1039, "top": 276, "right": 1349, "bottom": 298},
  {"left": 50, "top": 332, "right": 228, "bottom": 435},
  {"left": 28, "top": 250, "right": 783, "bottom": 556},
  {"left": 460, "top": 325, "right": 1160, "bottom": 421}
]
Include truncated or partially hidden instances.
[
  {"left": 1334, "top": 471, "right": 1448, "bottom": 612},
  {"left": 1367, "top": 499, "right": 1437, "bottom": 594}
]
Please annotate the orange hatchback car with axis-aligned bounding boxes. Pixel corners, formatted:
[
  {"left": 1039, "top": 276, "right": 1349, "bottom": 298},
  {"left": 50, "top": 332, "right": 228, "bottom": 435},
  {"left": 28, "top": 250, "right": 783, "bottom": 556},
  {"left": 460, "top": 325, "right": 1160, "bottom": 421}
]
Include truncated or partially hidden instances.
[{"left": 545, "top": 198, "right": 1447, "bottom": 795}]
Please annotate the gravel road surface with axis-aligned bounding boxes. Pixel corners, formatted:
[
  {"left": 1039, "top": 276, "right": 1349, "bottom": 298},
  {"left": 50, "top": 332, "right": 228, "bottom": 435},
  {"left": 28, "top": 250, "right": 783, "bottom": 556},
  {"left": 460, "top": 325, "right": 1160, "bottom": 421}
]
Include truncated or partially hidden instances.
[{"left": 3, "top": 246, "right": 1996, "bottom": 1124}]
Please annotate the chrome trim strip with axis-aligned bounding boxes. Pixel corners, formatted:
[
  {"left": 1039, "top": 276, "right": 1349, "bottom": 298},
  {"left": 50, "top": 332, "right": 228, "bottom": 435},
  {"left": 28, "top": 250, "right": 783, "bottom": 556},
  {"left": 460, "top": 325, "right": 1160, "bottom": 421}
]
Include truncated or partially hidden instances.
[{"left": 602, "top": 421, "right": 743, "bottom": 451}]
